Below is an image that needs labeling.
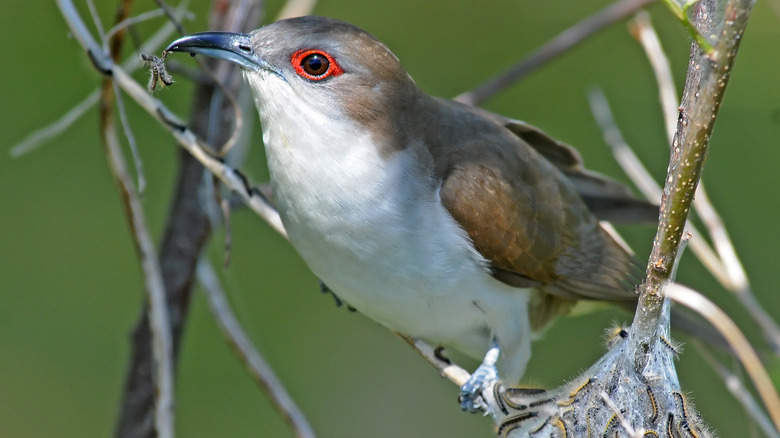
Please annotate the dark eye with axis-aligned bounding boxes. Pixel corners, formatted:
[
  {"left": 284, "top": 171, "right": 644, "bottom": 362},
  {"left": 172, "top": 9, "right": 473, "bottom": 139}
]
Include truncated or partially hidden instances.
[
  {"left": 291, "top": 49, "right": 343, "bottom": 80},
  {"left": 303, "top": 54, "right": 328, "bottom": 75}
]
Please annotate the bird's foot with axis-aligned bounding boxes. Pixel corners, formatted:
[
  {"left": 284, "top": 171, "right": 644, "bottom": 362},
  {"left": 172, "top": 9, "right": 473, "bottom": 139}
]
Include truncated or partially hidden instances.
[
  {"left": 459, "top": 361, "right": 498, "bottom": 413},
  {"left": 319, "top": 280, "right": 343, "bottom": 307},
  {"left": 319, "top": 280, "right": 357, "bottom": 312},
  {"left": 459, "top": 340, "right": 500, "bottom": 413}
]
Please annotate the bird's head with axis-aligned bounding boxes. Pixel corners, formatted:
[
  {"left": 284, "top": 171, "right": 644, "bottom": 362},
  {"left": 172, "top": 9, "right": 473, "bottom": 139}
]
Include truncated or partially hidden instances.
[{"left": 165, "top": 16, "right": 420, "bottom": 133}]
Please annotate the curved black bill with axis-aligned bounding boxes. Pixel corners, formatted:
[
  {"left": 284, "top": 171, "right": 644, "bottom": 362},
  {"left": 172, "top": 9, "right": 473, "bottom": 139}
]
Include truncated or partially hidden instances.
[{"left": 165, "top": 32, "right": 266, "bottom": 71}]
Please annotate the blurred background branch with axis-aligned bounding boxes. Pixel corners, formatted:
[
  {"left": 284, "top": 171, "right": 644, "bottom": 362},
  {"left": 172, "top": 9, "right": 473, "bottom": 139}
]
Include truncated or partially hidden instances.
[{"left": 112, "top": 2, "right": 263, "bottom": 437}]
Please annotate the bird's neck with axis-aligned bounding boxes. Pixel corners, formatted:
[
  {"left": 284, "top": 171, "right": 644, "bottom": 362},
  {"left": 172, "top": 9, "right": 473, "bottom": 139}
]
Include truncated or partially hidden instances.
[{"left": 248, "top": 74, "right": 436, "bottom": 249}]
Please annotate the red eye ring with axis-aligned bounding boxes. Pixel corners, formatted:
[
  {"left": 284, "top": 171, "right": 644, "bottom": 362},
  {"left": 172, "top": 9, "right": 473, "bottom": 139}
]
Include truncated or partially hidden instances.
[{"left": 291, "top": 49, "right": 343, "bottom": 80}]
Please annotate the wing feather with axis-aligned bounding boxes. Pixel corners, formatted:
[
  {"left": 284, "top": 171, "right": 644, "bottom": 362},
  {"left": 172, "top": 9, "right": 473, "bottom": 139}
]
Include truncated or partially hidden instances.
[{"left": 431, "top": 100, "right": 639, "bottom": 307}]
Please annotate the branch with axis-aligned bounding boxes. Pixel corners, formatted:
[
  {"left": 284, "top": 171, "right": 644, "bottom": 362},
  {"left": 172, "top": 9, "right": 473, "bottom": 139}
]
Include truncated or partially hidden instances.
[
  {"left": 11, "top": 4, "right": 190, "bottom": 157},
  {"left": 196, "top": 259, "right": 315, "bottom": 438},
  {"left": 114, "top": 1, "right": 265, "bottom": 437},
  {"left": 630, "top": 11, "right": 780, "bottom": 354},
  {"left": 71, "top": 0, "right": 178, "bottom": 436},
  {"left": 454, "top": 0, "right": 657, "bottom": 106},
  {"left": 697, "top": 344, "right": 780, "bottom": 438},
  {"left": 101, "top": 107, "right": 176, "bottom": 438},
  {"left": 665, "top": 283, "right": 780, "bottom": 430},
  {"left": 395, "top": 334, "right": 471, "bottom": 387},
  {"left": 591, "top": 9, "right": 779, "bottom": 435},
  {"left": 631, "top": 0, "right": 756, "bottom": 369}
]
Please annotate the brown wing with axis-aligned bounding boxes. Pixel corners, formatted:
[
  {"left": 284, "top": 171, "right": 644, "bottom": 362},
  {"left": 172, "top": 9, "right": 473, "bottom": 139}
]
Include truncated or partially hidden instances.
[
  {"left": 430, "top": 100, "right": 640, "bottom": 305},
  {"left": 503, "top": 120, "right": 659, "bottom": 224}
]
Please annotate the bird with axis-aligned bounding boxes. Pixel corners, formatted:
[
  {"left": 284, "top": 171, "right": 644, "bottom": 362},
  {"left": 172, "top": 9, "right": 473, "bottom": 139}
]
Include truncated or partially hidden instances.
[{"left": 164, "top": 16, "right": 658, "bottom": 412}]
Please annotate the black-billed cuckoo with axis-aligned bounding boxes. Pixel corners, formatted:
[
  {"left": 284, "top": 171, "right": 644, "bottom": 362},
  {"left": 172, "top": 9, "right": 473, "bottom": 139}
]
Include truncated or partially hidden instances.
[{"left": 165, "top": 16, "right": 658, "bottom": 412}]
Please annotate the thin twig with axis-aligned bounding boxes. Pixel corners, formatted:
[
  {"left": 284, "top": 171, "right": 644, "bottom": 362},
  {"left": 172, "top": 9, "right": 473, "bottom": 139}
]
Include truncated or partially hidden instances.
[
  {"left": 154, "top": 0, "right": 186, "bottom": 35},
  {"left": 697, "top": 344, "right": 780, "bottom": 438},
  {"left": 197, "top": 259, "right": 315, "bottom": 438},
  {"left": 12, "top": 3, "right": 188, "bottom": 157},
  {"left": 10, "top": 91, "right": 100, "bottom": 157},
  {"left": 106, "top": 8, "right": 165, "bottom": 40},
  {"left": 395, "top": 334, "right": 471, "bottom": 387},
  {"left": 587, "top": 87, "right": 729, "bottom": 285},
  {"left": 112, "top": 80, "right": 147, "bottom": 193},
  {"left": 85, "top": 0, "right": 107, "bottom": 46},
  {"left": 106, "top": 62, "right": 287, "bottom": 234},
  {"left": 102, "top": 113, "right": 176, "bottom": 438},
  {"left": 597, "top": 12, "right": 779, "bottom": 433},
  {"left": 696, "top": 181, "right": 780, "bottom": 353},
  {"left": 599, "top": 391, "right": 642, "bottom": 438},
  {"left": 629, "top": 11, "right": 678, "bottom": 142},
  {"left": 89, "top": 0, "right": 177, "bottom": 436},
  {"left": 454, "top": 0, "right": 657, "bottom": 106},
  {"left": 102, "top": 0, "right": 147, "bottom": 196},
  {"left": 665, "top": 283, "right": 780, "bottom": 431},
  {"left": 113, "top": 2, "right": 265, "bottom": 437}
]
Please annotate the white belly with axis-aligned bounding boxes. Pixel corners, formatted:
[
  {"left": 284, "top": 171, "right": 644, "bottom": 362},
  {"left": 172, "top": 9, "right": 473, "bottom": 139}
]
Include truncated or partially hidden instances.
[{"left": 265, "top": 134, "right": 532, "bottom": 382}]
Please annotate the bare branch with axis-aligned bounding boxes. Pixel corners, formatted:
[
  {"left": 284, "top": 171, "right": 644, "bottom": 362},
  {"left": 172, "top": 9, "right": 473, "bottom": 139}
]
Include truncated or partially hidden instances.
[
  {"left": 631, "top": 0, "right": 756, "bottom": 370},
  {"left": 106, "top": 8, "right": 166, "bottom": 41},
  {"left": 83, "top": 0, "right": 178, "bottom": 436},
  {"left": 113, "top": 2, "right": 264, "bottom": 437},
  {"left": 629, "top": 11, "right": 678, "bottom": 141},
  {"left": 588, "top": 87, "right": 729, "bottom": 283},
  {"left": 197, "top": 259, "right": 315, "bottom": 438},
  {"left": 396, "top": 334, "right": 471, "bottom": 387},
  {"left": 85, "top": 0, "right": 107, "bottom": 44},
  {"left": 153, "top": 0, "right": 187, "bottom": 35},
  {"left": 630, "top": 10, "right": 780, "bottom": 354},
  {"left": 112, "top": 80, "right": 146, "bottom": 193},
  {"left": 10, "top": 91, "right": 100, "bottom": 157},
  {"left": 57, "top": 0, "right": 283, "bottom": 231},
  {"left": 113, "top": 64, "right": 286, "bottom": 234},
  {"left": 594, "top": 10, "right": 779, "bottom": 434},
  {"left": 11, "top": 4, "right": 188, "bottom": 157},
  {"left": 102, "top": 113, "right": 176, "bottom": 438},
  {"left": 665, "top": 283, "right": 780, "bottom": 430},
  {"left": 697, "top": 344, "right": 780, "bottom": 438},
  {"left": 454, "top": 0, "right": 657, "bottom": 106},
  {"left": 694, "top": 180, "right": 780, "bottom": 352}
]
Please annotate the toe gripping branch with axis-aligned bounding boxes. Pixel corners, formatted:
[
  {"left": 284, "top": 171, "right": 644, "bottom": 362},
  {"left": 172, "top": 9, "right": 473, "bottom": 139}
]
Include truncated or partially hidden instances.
[{"left": 460, "top": 340, "right": 500, "bottom": 414}]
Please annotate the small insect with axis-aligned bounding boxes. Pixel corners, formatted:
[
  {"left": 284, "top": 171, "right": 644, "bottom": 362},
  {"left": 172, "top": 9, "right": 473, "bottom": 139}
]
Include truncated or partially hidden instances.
[
  {"left": 645, "top": 385, "right": 659, "bottom": 423},
  {"left": 667, "top": 413, "right": 678, "bottom": 438},
  {"left": 496, "top": 412, "right": 538, "bottom": 437},
  {"left": 499, "top": 386, "right": 550, "bottom": 411},
  {"left": 550, "top": 418, "right": 568, "bottom": 438},
  {"left": 602, "top": 413, "right": 619, "bottom": 436},
  {"left": 140, "top": 52, "right": 173, "bottom": 91},
  {"left": 557, "top": 377, "right": 593, "bottom": 407},
  {"left": 672, "top": 392, "right": 692, "bottom": 422},
  {"left": 659, "top": 334, "right": 684, "bottom": 357},
  {"left": 603, "top": 322, "right": 629, "bottom": 349}
]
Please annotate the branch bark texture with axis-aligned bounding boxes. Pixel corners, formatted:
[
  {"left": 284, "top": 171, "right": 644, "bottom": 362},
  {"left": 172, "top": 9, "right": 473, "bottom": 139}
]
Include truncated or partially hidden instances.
[{"left": 632, "top": 0, "right": 755, "bottom": 370}]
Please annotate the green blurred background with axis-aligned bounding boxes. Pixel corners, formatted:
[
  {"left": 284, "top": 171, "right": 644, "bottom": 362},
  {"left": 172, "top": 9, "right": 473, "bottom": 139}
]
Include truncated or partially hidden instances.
[{"left": 2, "top": 0, "right": 779, "bottom": 436}]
